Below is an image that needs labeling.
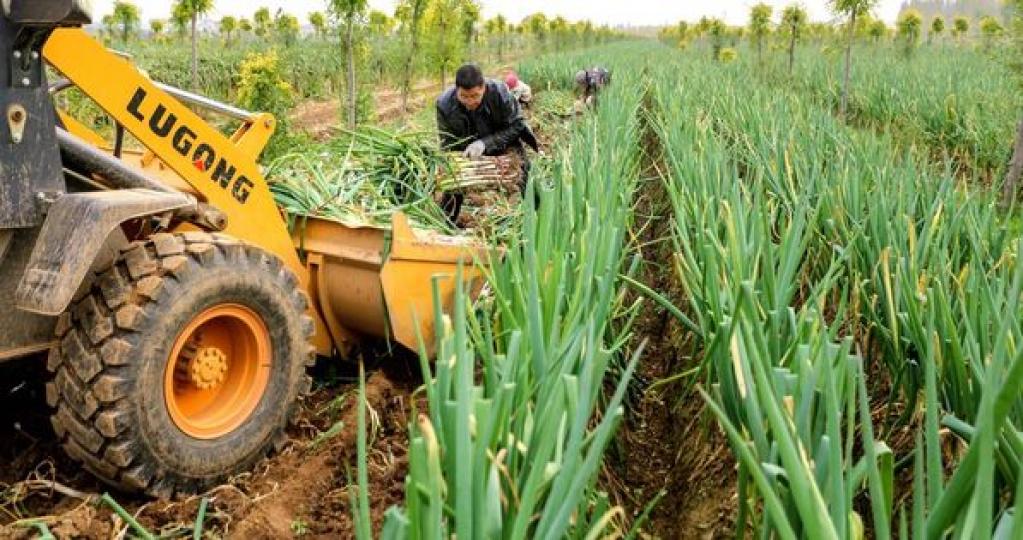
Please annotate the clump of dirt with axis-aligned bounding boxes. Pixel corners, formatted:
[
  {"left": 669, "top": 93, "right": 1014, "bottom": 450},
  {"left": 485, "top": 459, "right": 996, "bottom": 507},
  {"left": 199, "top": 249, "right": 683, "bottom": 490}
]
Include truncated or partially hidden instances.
[{"left": 224, "top": 363, "right": 414, "bottom": 539}]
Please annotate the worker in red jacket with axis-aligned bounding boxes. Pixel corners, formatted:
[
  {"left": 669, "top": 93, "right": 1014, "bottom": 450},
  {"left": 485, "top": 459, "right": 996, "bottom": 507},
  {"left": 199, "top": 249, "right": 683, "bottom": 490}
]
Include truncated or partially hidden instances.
[{"left": 504, "top": 72, "right": 533, "bottom": 109}]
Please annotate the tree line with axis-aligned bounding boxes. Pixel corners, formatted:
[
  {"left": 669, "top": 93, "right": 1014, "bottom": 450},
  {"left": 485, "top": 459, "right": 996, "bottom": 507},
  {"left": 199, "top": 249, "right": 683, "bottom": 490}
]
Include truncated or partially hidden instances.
[
  {"left": 102, "top": 0, "right": 621, "bottom": 126},
  {"left": 658, "top": 5, "right": 1007, "bottom": 63}
]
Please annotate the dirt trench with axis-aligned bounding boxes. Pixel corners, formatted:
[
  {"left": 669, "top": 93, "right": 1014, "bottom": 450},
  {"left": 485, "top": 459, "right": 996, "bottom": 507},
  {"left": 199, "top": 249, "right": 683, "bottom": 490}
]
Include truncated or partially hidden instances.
[{"left": 606, "top": 84, "right": 738, "bottom": 539}]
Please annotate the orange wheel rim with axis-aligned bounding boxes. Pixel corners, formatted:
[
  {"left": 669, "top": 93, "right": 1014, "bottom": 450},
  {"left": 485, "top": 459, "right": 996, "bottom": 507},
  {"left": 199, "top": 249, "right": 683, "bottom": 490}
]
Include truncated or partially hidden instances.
[{"left": 165, "top": 304, "right": 271, "bottom": 439}]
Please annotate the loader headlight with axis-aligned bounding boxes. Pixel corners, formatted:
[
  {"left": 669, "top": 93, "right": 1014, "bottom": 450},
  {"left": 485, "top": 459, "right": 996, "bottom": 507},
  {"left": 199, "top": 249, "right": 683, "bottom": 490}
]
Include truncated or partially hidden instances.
[
  {"left": 3, "top": 0, "right": 93, "bottom": 24},
  {"left": 72, "top": 0, "right": 93, "bottom": 20}
]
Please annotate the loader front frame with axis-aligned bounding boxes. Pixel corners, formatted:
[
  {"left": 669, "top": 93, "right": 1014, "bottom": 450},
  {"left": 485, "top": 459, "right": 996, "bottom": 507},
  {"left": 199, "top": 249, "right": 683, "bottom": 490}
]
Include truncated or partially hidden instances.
[{"left": 40, "top": 28, "right": 333, "bottom": 354}]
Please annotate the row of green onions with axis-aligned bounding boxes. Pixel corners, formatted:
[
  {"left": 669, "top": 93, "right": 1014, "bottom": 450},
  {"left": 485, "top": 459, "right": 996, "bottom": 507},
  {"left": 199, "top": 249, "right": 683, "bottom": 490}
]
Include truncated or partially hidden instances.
[
  {"left": 649, "top": 42, "right": 1023, "bottom": 538},
  {"left": 352, "top": 45, "right": 650, "bottom": 538}
]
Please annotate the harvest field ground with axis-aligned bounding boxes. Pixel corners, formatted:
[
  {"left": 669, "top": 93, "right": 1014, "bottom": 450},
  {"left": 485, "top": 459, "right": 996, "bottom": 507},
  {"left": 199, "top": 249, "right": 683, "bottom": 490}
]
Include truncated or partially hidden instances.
[{"left": 3, "top": 4, "right": 1023, "bottom": 539}]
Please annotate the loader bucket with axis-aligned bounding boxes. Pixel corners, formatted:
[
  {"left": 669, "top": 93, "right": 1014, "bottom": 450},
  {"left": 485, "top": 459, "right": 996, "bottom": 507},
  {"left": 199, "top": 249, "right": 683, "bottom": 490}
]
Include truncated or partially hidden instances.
[{"left": 291, "top": 212, "right": 489, "bottom": 358}]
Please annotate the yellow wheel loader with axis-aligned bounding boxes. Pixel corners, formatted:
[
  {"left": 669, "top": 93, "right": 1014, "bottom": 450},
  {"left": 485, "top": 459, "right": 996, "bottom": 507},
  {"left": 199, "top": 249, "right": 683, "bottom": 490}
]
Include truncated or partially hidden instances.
[{"left": 0, "top": 1, "right": 486, "bottom": 497}]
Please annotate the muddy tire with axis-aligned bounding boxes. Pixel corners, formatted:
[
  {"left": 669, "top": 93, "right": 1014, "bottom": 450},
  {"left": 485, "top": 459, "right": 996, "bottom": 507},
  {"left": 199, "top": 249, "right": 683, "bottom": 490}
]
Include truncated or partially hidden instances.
[{"left": 46, "top": 232, "right": 315, "bottom": 497}]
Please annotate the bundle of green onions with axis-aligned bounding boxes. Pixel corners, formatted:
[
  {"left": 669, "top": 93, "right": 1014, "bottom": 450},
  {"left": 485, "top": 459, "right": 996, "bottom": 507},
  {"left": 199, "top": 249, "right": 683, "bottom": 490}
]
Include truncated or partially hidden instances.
[
  {"left": 268, "top": 143, "right": 457, "bottom": 232},
  {"left": 341, "top": 126, "right": 451, "bottom": 205},
  {"left": 343, "top": 126, "right": 523, "bottom": 194},
  {"left": 267, "top": 126, "right": 525, "bottom": 236},
  {"left": 437, "top": 153, "right": 523, "bottom": 191}
]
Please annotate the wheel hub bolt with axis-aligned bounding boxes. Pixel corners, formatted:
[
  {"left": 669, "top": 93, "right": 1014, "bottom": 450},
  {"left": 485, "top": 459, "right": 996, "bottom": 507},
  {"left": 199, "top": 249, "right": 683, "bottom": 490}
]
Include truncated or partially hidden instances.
[{"left": 189, "top": 346, "right": 229, "bottom": 390}]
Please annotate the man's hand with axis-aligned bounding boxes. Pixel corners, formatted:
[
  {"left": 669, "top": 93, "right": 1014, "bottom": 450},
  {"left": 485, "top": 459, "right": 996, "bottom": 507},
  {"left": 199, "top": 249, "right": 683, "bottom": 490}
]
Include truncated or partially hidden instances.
[{"left": 464, "top": 140, "right": 486, "bottom": 158}]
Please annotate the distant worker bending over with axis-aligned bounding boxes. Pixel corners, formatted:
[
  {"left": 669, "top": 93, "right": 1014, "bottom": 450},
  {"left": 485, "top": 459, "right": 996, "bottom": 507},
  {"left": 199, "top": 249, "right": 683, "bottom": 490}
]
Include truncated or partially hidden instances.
[
  {"left": 505, "top": 71, "right": 533, "bottom": 109},
  {"left": 436, "top": 64, "right": 539, "bottom": 220},
  {"left": 574, "top": 66, "right": 612, "bottom": 110}
]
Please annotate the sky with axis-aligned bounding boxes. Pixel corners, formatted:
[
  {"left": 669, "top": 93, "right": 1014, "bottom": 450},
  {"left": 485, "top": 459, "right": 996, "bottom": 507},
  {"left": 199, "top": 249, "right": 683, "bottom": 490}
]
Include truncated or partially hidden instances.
[{"left": 90, "top": 0, "right": 907, "bottom": 27}]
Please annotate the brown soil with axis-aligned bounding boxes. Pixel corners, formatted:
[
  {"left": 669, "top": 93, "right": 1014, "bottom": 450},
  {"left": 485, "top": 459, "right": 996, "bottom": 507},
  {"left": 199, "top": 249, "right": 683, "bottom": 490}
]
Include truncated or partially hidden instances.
[
  {"left": 0, "top": 354, "right": 420, "bottom": 539},
  {"left": 290, "top": 99, "right": 341, "bottom": 141},
  {"left": 291, "top": 80, "right": 440, "bottom": 140},
  {"left": 374, "top": 81, "right": 443, "bottom": 125}
]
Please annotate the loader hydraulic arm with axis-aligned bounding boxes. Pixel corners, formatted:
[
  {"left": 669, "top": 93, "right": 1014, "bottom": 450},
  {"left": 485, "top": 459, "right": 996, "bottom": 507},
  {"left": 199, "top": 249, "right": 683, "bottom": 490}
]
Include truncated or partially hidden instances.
[{"left": 41, "top": 29, "right": 303, "bottom": 281}]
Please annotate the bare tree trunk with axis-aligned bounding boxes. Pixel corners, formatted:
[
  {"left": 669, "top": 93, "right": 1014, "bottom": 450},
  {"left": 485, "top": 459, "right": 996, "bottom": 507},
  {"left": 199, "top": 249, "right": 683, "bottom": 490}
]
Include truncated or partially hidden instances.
[
  {"left": 840, "top": 11, "right": 856, "bottom": 120},
  {"left": 788, "top": 29, "right": 796, "bottom": 74},
  {"left": 346, "top": 16, "right": 357, "bottom": 129},
  {"left": 400, "top": 1, "right": 425, "bottom": 114},
  {"left": 400, "top": 44, "right": 415, "bottom": 112},
  {"left": 190, "top": 14, "right": 198, "bottom": 91},
  {"left": 1003, "top": 119, "right": 1023, "bottom": 202},
  {"left": 438, "top": 18, "right": 449, "bottom": 88}
]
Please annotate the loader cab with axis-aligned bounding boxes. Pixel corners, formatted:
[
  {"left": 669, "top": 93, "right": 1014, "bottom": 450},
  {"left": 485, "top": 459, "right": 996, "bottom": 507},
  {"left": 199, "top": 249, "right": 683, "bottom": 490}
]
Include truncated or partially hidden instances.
[{"left": 0, "top": 0, "right": 95, "bottom": 361}]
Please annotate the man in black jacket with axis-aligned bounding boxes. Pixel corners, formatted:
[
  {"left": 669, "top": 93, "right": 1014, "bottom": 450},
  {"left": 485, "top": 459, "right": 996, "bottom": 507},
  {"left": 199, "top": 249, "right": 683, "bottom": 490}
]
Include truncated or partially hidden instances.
[{"left": 436, "top": 64, "right": 539, "bottom": 222}]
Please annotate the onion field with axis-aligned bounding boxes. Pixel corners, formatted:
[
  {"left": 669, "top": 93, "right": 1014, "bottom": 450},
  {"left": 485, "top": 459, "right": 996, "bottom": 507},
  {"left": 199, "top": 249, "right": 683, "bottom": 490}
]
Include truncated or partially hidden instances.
[
  {"left": 341, "top": 34, "right": 1023, "bottom": 537},
  {"left": 358, "top": 36, "right": 1023, "bottom": 540},
  {"left": 3, "top": 3, "right": 1023, "bottom": 539}
]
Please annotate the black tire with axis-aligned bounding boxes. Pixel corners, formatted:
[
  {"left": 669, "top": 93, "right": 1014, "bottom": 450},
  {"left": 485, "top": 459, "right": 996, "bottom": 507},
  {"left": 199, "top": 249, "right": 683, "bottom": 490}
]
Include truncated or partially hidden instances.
[{"left": 46, "top": 231, "right": 315, "bottom": 497}]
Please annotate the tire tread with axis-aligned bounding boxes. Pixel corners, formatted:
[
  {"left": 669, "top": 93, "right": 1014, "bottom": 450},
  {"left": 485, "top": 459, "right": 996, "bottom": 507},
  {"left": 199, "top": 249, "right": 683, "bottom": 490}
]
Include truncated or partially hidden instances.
[{"left": 48, "top": 233, "right": 315, "bottom": 497}]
